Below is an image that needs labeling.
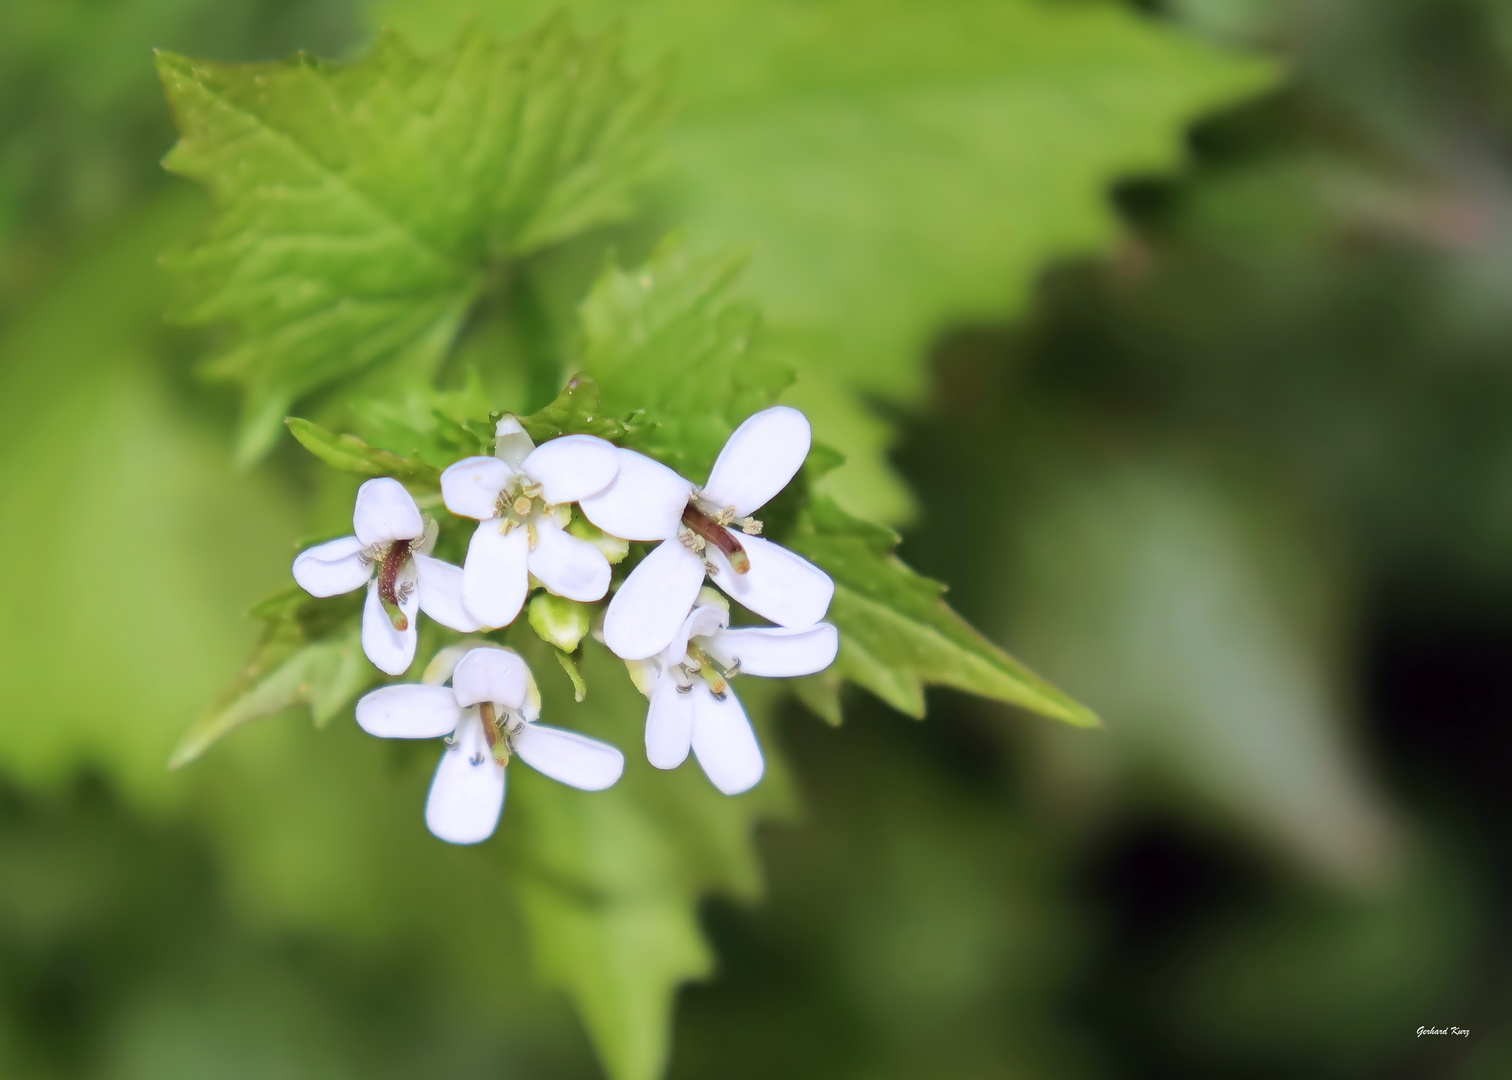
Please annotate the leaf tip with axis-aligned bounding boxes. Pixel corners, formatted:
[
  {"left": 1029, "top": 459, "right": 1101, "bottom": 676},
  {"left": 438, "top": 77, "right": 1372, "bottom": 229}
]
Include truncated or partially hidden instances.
[
  {"left": 166, "top": 737, "right": 203, "bottom": 771},
  {"left": 1061, "top": 703, "right": 1104, "bottom": 731}
]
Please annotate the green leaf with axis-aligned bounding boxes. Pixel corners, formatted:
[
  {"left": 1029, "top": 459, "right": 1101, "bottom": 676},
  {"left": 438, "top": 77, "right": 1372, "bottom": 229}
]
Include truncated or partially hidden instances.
[
  {"left": 158, "top": 16, "right": 667, "bottom": 461},
  {"left": 517, "top": 372, "right": 636, "bottom": 442},
  {"left": 346, "top": 369, "right": 498, "bottom": 467},
  {"left": 791, "top": 669, "right": 844, "bottom": 727},
  {"left": 170, "top": 589, "right": 373, "bottom": 768},
  {"left": 285, "top": 417, "right": 441, "bottom": 484},
  {"left": 788, "top": 495, "right": 1098, "bottom": 728},
  {"left": 377, "top": 0, "right": 1276, "bottom": 521},
  {"left": 580, "top": 239, "right": 792, "bottom": 479},
  {"left": 507, "top": 637, "right": 792, "bottom": 1080},
  {"left": 0, "top": 191, "right": 311, "bottom": 800},
  {"left": 1004, "top": 462, "right": 1398, "bottom": 883}
]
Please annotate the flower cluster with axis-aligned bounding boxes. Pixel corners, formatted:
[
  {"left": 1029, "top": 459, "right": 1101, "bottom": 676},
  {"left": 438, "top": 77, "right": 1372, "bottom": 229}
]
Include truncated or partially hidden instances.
[{"left": 293, "top": 406, "right": 837, "bottom": 842}]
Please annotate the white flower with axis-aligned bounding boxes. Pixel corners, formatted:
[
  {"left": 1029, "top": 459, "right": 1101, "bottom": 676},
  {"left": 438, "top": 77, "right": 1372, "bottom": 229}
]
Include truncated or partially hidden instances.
[
  {"left": 292, "top": 477, "right": 480, "bottom": 677},
  {"left": 629, "top": 590, "right": 838, "bottom": 795},
  {"left": 579, "top": 406, "right": 835, "bottom": 660},
  {"left": 440, "top": 419, "right": 620, "bottom": 630},
  {"left": 355, "top": 646, "right": 625, "bottom": 844}
]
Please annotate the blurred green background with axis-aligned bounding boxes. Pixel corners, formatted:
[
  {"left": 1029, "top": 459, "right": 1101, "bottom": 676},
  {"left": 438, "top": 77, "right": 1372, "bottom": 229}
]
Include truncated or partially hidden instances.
[{"left": 1, "top": 0, "right": 1509, "bottom": 1076}]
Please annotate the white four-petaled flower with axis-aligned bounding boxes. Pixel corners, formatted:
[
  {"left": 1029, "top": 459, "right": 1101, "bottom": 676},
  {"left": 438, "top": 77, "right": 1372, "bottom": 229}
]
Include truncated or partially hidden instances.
[
  {"left": 311, "top": 408, "right": 841, "bottom": 832},
  {"left": 355, "top": 646, "right": 625, "bottom": 844},
  {"left": 292, "top": 477, "right": 480, "bottom": 676},
  {"left": 580, "top": 406, "right": 835, "bottom": 661},
  {"left": 441, "top": 419, "right": 620, "bottom": 630},
  {"left": 629, "top": 590, "right": 838, "bottom": 795}
]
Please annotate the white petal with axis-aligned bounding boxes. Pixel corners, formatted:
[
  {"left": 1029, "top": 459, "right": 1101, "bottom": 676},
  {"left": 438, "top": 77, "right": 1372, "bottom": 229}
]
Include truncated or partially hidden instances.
[
  {"left": 440, "top": 456, "right": 512, "bottom": 521},
  {"left": 291, "top": 536, "right": 369, "bottom": 597},
  {"left": 352, "top": 477, "right": 424, "bottom": 546},
  {"left": 494, "top": 415, "right": 536, "bottom": 469},
  {"left": 707, "top": 535, "right": 834, "bottom": 629},
  {"left": 520, "top": 664, "right": 543, "bottom": 723},
  {"left": 705, "top": 623, "right": 838, "bottom": 678},
  {"left": 701, "top": 406, "right": 811, "bottom": 517},
  {"left": 684, "top": 601, "right": 728, "bottom": 642},
  {"left": 625, "top": 657, "right": 658, "bottom": 699},
  {"left": 422, "top": 643, "right": 475, "bottom": 686},
  {"left": 413, "top": 553, "right": 482, "bottom": 633},
  {"left": 660, "top": 601, "right": 730, "bottom": 667},
  {"left": 355, "top": 685, "right": 461, "bottom": 738},
  {"left": 451, "top": 647, "right": 529, "bottom": 710},
  {"left": 578, "top": 449, "right": 693, "bottom": 541},
  {"left": 361, "top": 578, "right": 418, "bottom": 676},
  {"left": 526, "top": 516, "right": 612, "bottom": 602},
  {"left": 602, "top": 541, "right": 706, "bottom": 660},
  {"left": 414, "top": 516, "right": 439, "bottom": 557},
  {"left": 462, "top": 521, "right": 530, "bottom": 629},
  {"left": 645, "top": 670, "right": 694, "bottom": 769},
  {"left": 522, "top": 435, "right": 621, "bottom": 504},
  {"left": 512, "top": 724, "right": 625, "bottom": 791},
  {"left": 690, "top": 685, "right": 764, "bottom": 795},
  {"left": 425, "top": 711, "right": 505, "bottom": 844}
]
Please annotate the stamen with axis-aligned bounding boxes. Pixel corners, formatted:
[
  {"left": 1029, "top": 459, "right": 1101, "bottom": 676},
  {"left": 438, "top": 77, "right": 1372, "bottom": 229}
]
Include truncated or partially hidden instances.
[
  {"left": 377, "top": 540, "right": 412, "bottom": 630},
  {"left": 681, "top": 504, "right": 750, "bottom": 574}
]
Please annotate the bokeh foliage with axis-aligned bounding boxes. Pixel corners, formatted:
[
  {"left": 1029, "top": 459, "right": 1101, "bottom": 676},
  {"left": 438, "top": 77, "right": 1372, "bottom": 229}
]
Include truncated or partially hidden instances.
[
  {"left": 0, "top": 0, "right": 1507, "bottom": 1078},
  {"left": 148, "top": 12, "right": 1134, "bottom": 1065}
]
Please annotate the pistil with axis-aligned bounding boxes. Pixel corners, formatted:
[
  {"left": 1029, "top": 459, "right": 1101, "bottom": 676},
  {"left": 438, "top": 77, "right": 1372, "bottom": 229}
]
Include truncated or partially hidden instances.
[
  {"left": 478, "top": 702, "right": 511, "bottom": 766},
  {"left": 685, "top": 643, "right": 732, "bottom": 697},
  {"left": 376, "top": 540, "right": 412, "bottom": 630},
  {"left": 681, "top": 504, "right": 750, "bottom": 574}
]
